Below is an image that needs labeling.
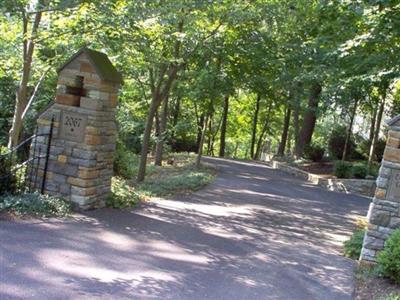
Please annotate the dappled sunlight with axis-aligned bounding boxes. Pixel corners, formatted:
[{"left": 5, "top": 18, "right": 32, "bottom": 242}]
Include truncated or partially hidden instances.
[{"left": 0, "top": 157, "right": 371, "bottom": 299}]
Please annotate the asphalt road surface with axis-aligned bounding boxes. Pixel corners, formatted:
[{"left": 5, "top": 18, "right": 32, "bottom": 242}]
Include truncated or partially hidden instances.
[{"left": 0, "top": 157, "right": 371, "bottom": 300}]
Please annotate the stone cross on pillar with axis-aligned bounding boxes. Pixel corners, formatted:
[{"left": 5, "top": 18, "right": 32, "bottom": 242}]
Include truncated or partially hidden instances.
[
  {"left": 31, "top": 48, "right": 122, "bottom": 210},
  {"left": 361, "top": 115, "right": 400, "bottom": 261}
]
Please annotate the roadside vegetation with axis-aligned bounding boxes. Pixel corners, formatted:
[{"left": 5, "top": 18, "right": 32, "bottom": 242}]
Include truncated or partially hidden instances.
[
  {"left": 107, "top": 152, "right": 215, "bottom": 209},
  {"left": 344, "top": 220, "right": 400, "bottom": 300},
  {"left": 0, "top": 192, "right": 71, "bottom": 218}
]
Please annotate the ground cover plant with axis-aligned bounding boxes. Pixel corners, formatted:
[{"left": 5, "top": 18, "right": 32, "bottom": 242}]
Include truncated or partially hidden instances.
[
  {"left": 0, "top": 192, "right": 71, "bottom": 217},
  {"left": 107, "top": 152, "right": 215, "bottom": 208}
]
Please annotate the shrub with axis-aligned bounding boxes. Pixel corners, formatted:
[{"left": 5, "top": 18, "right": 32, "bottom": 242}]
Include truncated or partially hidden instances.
[
  {"left": 352, "top": 162, "right": 368, "bottom": 179},
  {"left": 328, "top": 125, "right": 356, "bottom": 160},
  {"left": 304, "top": 143, "right": 325, "bottom": 162},
  {"left": 0, "top": 146, "right": 16, "bottom": 195},
  {"left": 377, "top": 229, "right": 400, "bottom": 283},
  {"left": 344, "top": 229, "right": 365, "bottom": 259},
  {"left": 0, "top": 192, "right": 71, "bottom": 217},
  {"left": 106, "top": 177, "right": 139, "bottom": 208},
  {"left": 334, "top": 160, "right": 353, "bottom": 178},
  {"left": 375, "top": 138, "right": 386, "bottom": 162}
]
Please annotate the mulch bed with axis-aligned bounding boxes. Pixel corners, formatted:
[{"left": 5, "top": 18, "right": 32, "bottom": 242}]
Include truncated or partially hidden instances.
[{"left": 355, "top": 275, "right": 400, "bottom": 299}]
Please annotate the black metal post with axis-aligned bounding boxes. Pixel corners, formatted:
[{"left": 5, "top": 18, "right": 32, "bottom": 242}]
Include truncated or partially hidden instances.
[
  {"left": 27, "top": 126, "right": 38, "bottom": 193},
  {"left": 35, "top": 147, "right": 41, "bottom": 192},
  {"left": 41, "top": 117, "right": 54, "bottom": 194}
]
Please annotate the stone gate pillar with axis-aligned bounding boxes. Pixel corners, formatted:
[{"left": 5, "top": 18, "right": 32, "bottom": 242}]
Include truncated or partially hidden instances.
[
  {"left": 32, "top": 48, "right": 122, "bottom": 210},
  {"left": 361, "top": 116, "right": 400, "bottom": 261}
]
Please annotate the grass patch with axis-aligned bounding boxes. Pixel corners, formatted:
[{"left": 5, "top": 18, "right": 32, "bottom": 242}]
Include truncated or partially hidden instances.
[
  {"left": 0, "top": 192, "right": 71, "bottom": 217},
  {"left": 107, "top": 153, "right": 215, "bottom": 208},
  {"left": 137, "top": 166, "right": 214, "bottom": 197}
]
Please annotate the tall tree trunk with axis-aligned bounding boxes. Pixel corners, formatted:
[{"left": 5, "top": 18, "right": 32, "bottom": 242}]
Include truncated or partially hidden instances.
[
  {"left": 250, "top": 94, "right": 261, "bottom": 159},
  {"left": 277, "top": 106, "right": 291, "bottom": 156},
  {"left": 368, "top": 97, "right": 386, "bottom": 170},
  {"left": 196, "top": 115, "right": 210, "bottom": 168},
  {"left": 137, "top": 19, "right": 183, "bottom": 182},
  {"left": 196, "top": 113, "right": 204, "bottom": 153},
  {"left": 206, "top": 115, "right": 213, "bottom": 155},
  {"left": 255, "top": 101, "right": 273, "bottom": 160},
  {"left": 171, "top": 95, "right": 181, "bottom": 142},
  {"left": 342, "top": 97, "right": 359, "bottom": 161},
  {"left": 286, "top": 129, "right": 292, "bottom": 156},
  {"left": 294, "top": 82, "right": 322, "bottom": 158},
  {"left": 369, "top": 106, "right": 378, "bottom": 147},
  {"left": 152, "top": 111, "right": 160, "bottom": 156},
  {"left": 219, "top": 95, "right": 229, "bottom": 157},
  {"left": 8, "top": 8, "right": 42, "bottom": 149},
  {"left": 137, "top": 66, "right": 179, "bottom": 182},
  {"left": 155, "top": 95, "right": 169, "bottom": 166}
]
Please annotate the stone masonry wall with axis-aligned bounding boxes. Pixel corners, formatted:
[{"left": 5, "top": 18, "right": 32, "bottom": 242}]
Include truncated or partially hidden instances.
[
  {"left": 361, "top": 120, "right": 400, "bottom": 261},
  {"left": 31, "top": 50, "right": 120, "bottom": 210}
]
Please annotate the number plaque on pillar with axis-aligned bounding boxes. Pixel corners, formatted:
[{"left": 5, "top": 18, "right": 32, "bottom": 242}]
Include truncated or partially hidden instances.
[{"left": 59, "top": 111, "right": 88, "bottom": 143}]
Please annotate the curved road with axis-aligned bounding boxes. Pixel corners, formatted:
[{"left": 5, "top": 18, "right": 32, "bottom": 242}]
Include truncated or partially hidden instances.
[{"left": 0, "top": 157, "right": 370, "bottom": 299}]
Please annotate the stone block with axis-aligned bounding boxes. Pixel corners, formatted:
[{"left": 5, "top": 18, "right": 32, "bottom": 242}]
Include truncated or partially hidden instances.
[
  {"left": 68, "top": 177, "right": 101, "bottom": 188},
  {"left": 384, "top": 147, "right": 400, "bottom": 163},
  {"left": 375, "top": 188, "right": 387, "bottom": 199},
  {"left": 376, "top": 177, "right": 388, "bottom": 189},
  {"left": 56, "top": 94, "right": 80, "bottom": 106},
  {"left": 71, "top": 186, "right": 97, "bottom": 196},
  {"left": 85, "top": 135, "right": 101, "bottom": 145},
  {"left": 363, "top": 235, "right": 385, "bottom": 250},
  {"left": 80, "top": 97, "right": 103, "bottom": 111},
  {"left": 48, "top": 161, "right": 78, "bottom": 177},
  {"left": 389, "top": 130, "right": 400, "bottom": 140},
  {"left": 58, "top": 155, "right": 68, "bottom": 163},
  {"left": 390, "top": 217, "right": 400, "bottom": 229},
  {"left": 80, "top": 62, "right": 95, "bottom": 73},
  {"left": 72, "top": 148, "right": 97, "bottom": 160},
  {"left": 78, "top": 168, "right": 100, "bottom": 179},
  {"left": 370, "top": 210, "right": 391, "bottom": 227},
  {"left": 387, "top": 137, "right": 400, "bottom": 149},
  {"left": 68, "top": 157, "right": 97, "bottom": 168},
  {"left": 379, "top": 167, "right": 391, "bottom": 178}
]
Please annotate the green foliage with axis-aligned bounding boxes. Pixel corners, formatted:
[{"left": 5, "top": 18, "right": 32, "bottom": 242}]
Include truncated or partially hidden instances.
[
  {"left": 377, "top": 229, "right": 400, "bottom": 284},
  {"left": 106, "top": 177, "right": 139, "bottom": 209},
  {"left": 344, "top": 229, "right": 365, "bottom": 260},
  {"left": 352, "top": 162, "right": 368, "bottom": 179},
  {"left": 334, "top": 160, "right": 353, "bottom": 178},
  {"left": 113, "top": 143, "right": 155, "bottom": 179},
  {"left": 328, "top": 125, "right": 355, "bottom": 160},
  {"left": 304, "top": 143, "right": 325, "bottom": 162},
  {"left": 0, "top": 192, "right": 71, "bottom": 217},
  {"left": 375, "top": 138, "right": 387, "bottom": 162},
  {"left": 138, "top": 167, "right": 214, "bottom": 197},
  {"left": 0, "top": 146, "right": 16, "bottom": 195}
]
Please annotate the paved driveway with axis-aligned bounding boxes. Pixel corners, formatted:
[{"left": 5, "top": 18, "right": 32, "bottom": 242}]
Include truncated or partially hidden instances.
[{"left": 0, "top": 157, "right": 370, "bottom": 300}]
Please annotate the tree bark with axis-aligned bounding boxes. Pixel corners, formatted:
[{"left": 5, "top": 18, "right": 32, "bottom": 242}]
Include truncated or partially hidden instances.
[
  {"left": 368, "top": 96, "right": 386, "bottom": 170},
  {"left": 277, "top": 106, "right": 291, "bottom": 156},
  {"left": 219, "top": 95, "right": 229, "bottom": 157},
  {"left": 196, "top": 113, "right": 205, "bottom": 153},
  {"left": 155, "top": 95, "right": 169, "bottom": 166},
  {"left": 294, "top": 82, "right": 322, "bottom": 158},
  {"left": 342, "top": 97, "right": 359, "bottom": 161},
  {"left": 255, "top": 101, "right": 273, "bottom": 160},
  {"left": 369, "top": 104, "right": 378, "bottom": 147},
  {"left": 196, "top": 115, "right": 210, "bottom": 168},
  {"left": 137, "top": 65, "right": 179, "bottom": 182},
  {"left": 8, "top": 8, "right": 42, "bottom": 148},
  {"left": 250, "top": 94, "right": 261, "bottom": 159}
]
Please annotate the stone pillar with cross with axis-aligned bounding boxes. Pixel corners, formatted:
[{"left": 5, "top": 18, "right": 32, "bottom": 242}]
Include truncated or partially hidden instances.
[
  {"left": 31, "top": 48, "right": 123, "bottom": 210},
  {"left": 360, "top": 115, "right": 400, "bottom": 261}
]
